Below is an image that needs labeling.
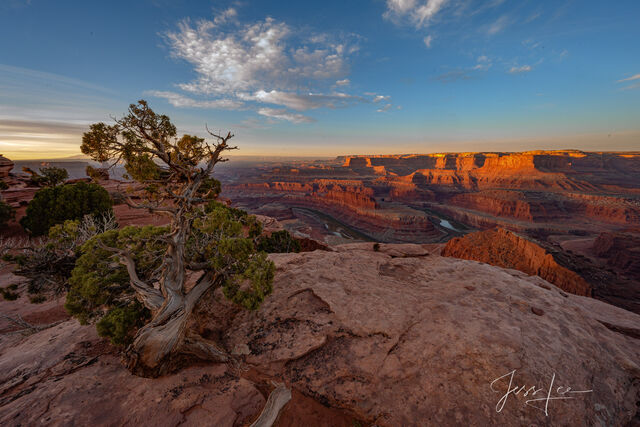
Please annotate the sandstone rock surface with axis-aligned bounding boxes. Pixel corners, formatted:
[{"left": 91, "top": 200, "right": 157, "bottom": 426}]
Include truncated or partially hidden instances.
[
  {"left": 222, "top": 244, "right": 639, "bottom": 426},
  {"left": 1, "top": 244, "right": 639, "bottom": 426}
]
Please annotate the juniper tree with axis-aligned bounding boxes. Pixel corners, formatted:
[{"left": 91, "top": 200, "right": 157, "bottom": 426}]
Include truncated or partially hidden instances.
[
  {"left": 75, "top": 100, "right": 274, "bottom": 376},
  {"left": 20, "top": 181, "right": 113, "bottom": 236}
]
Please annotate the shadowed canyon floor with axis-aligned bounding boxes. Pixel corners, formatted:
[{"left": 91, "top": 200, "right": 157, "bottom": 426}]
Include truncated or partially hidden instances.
[{"left": 1, "top": 244, "right": 639, "bottom": 426}]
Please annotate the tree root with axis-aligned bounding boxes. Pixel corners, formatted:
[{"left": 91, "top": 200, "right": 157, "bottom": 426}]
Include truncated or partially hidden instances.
[{"left": 250, "top": 382, "right": 292, "bottom": 427}]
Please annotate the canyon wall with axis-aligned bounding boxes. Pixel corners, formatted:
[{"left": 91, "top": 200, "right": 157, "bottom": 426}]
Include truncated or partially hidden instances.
[{"left": 442, "top": 228, "right": 592, "bottom": 296}]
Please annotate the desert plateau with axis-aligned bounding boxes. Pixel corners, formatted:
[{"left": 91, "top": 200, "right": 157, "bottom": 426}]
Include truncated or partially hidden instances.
[{"left": 1, "top": 1, "right": 640, "bottom": 426}]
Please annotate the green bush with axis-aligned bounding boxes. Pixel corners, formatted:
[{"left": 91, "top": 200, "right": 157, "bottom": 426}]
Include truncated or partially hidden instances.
[
  {"left": 0, "top": 200, "right": 14, "bottom": 228},
  {"left": 0, "top": 287, "right": 19, "bottom": 300},
  {"left": 29, "top": 295, "right": 47, "bottom": 304},
  {"left": 20, "top": 181, "right": 113, "bottom": 236},
  {"left": 96, "top": 302, "right": 150, "bottom": 345},
  {"left": 257, "top": 230, "right": 301, "bottom": 253}
]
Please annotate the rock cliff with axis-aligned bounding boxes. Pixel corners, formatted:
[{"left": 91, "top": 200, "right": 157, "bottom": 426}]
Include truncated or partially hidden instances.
[{"left": 442, "top": 228, "right": 592, "bottom": 296}]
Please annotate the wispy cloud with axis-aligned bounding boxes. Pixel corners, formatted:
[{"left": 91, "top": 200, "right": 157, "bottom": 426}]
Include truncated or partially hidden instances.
[
  {"left": 618, "top": 74, "right": 640, "bottom": 83},
  {"left": 472, "top": 55, "right": 492, "bottom": 71},
  {"left": 616, "top": 73, "right": 640, "bottom": 90},
  {"left": 146, "top": 91, "right": 244, "bottom": 109},
  {"left": 213, "top": 7, "right": 238, "bottom": 25},
  {"left": 486, "top": 15, "right": 510, "bottom": 35},
  {"left": 154, "top": 15, "right": 384, "bottom": 122},
  {"left": 434, "top": 70, "right": 473, "bottom": 83},
  {"left": 377, "top": 103, "right": 392, "bottom": 113},
  {"left": 384, "top": 0, "right": 449, "bottom": 28},
  {"left": 423, "top": 35, "right": 433, "bottom": 48},
  {"left": 509, "top": 65, "right": 532, "bottom": 74},
  {"left": 257, "top": 108, "right": 315, "bottom": 123}
]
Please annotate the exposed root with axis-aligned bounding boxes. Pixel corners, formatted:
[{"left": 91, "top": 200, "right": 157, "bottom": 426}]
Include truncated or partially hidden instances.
[
  {"left": 0, "top": 312, "right": 63, "bottom": 335},
  {"left": 250, "top": 382, "right": 292, "bottom": 427}
]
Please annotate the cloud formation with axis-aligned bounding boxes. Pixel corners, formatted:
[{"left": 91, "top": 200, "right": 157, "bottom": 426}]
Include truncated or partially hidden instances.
[
  {"left": 509, "top": 65, "right": 532, "bottom": 74},
  {"left": 385, "top": 0, "right": 449, "bottom": 28},
  {"left": 616, "top": 73, "right": 640, "bottom": 90},
  {"left": 153, "top": 16, "right": 389, "bottom": 122},
  {"left": 618, "top": 74, "right": 640, "bottom": 83},
  {"left": 257, "top": 108, "right": 315, "bottom": 123}
]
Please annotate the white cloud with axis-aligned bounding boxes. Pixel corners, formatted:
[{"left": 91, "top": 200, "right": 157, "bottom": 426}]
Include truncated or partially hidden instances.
[
  {"left": 373, "top": 95, "right": 391, "bottom": 103},
  {"left": 384, "top": 0, "right": 448, "bottom": 28},
  {"left": 618, "top": 74, "right": 640, "bottom": 83},
  {"left": 147, "top": 91, "right": 244, "bottom": 109},
  {"left": 377, "top": 103, "right": 392, "bottom": 113},
  {"left": 250, "top": 89, "right": 363, "bottom": 111},
  {"left": 423, "top": 35, "right": 433, "bottom": 48},
  {"left": 509, "top": 65, "right": 532, "bottom": 74},
  {"left": 213, "top": 7, "right": 237, "bottom": 25},
  {"left": 473, "top": 55, "right": 492, "bottom": 71},
  {"left": 164, "top": 17, "right": 354, "bottom": 96},
  {"left": 152, "top": 15, "right": 383, "bottom": 122},
  {"left": 257, "top": 108, "right": 315, "bottom": 123},
  {"left": 486, "top": 15, "right": 509, "bottom": 35}
]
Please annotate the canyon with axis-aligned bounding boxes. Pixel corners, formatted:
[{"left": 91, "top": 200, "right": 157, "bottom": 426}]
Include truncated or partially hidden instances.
[
  {"left": 1, "top": 151, "right": 639, "bottom": 426},
  {"left": 218, "top": 150, "right": 640, "bottom": 314}
]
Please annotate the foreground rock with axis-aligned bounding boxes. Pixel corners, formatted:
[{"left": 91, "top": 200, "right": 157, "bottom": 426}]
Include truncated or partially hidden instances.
[
  {"left": 1, "top": 244, "right": 639, "bottom": 426},
  {"left": 441, "top": 228, "right": 592, "bottom": 297}
]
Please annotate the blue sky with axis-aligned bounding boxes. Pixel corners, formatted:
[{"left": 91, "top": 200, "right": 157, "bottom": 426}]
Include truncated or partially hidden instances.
[{"left": 1, "top": 0, "right": 639, "bottom": 159}]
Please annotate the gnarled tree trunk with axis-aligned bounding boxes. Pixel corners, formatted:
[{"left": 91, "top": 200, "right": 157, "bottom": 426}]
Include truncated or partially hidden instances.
[{"left": 118, "top": 222, "right": 230, "bottom": 377}]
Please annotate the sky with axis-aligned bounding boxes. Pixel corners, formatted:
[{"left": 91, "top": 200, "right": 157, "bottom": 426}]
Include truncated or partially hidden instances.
[{"left": 0, "top": 0, "right": 639, "bottom": 159}]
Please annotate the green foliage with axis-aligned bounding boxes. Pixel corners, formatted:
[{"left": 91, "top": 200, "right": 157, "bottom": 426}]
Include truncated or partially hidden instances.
[
  {"left": 96, "top": 302, "right": 150, "bottom": 345},
  {"left": 222, "top": 251, "right": 275, "bottom": 310},
  {"left": 39, "top": 167, "right": 69, "bottom": 186},
  {"left": 85, "top": 165, "right": 109, "bottom": 181},
  {"left": 20, "top": 181, "right": 113, "bottom": 236},
  {"left": 65, "top": 225, "right": 167, "bottom": 325},
  {"left": 0, "top": 286, "right": 19, "bottom": 300},
  {"left": 0, "top": 181, "right": 8, "bottom": 190},
  {"left": 257, "top": 230, "right": 301, "bottom": 253},
  {"left": 29, "top": 295, "right": 46, "bottom": 304},
  {"left": 67, "top": 203, "right": 275, "bottom": 340},
  {"left": 0, "top": 199, "right": 14, "bottom": 228},
  {"left": 197, "top": 176, "right": 221, "bottom": 200},
  {"left": 22, "top": 166, "right": 68, "bottom": 187},
  {"left": 373, "top": 243, "right": 380, "bottom": 252}
]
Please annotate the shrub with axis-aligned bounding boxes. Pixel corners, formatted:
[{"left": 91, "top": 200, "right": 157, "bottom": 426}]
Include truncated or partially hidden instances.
[
  {"left": 0, "top": 287, "right": 19, "bottom": 300},
  {"left": 22, "top": 166, "right": 68, "bottom": 187},
  {"left": 20, "top": 181, "right": 113, "bottom": 236},
  {"left": 86, "top": 165, "right": 109, "bottom": 181},
  {"left": 39, "top": 167, "right": 69, "bottom": 186},
  {"left": 0, "top": 200, "right": 14, "bottom": 228},
  {"left": 96, "top": 302, "right": 150, "bottom": 345},
  {"left": 257, "top": 230, "right": 301, "bottom": 253},
  {"left": 29, "top": 295, "right": 46, "bottom": 304}
]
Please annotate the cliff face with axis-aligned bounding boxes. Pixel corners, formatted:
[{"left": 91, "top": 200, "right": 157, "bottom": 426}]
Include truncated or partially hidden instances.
[
  {"left": 442, "top": 228, "right": 592, "bottom": 296},
  {"left": 2, "top": 244, "right": 639, "bottom": 426},
  {"left": 0, "top": 155, "right": 13, "bottom": 178}
]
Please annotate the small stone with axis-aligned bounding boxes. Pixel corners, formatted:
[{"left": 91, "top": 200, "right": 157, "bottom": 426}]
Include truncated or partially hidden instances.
[{"left": 531, "top": 307, "right": 544, "bottom": 316}]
